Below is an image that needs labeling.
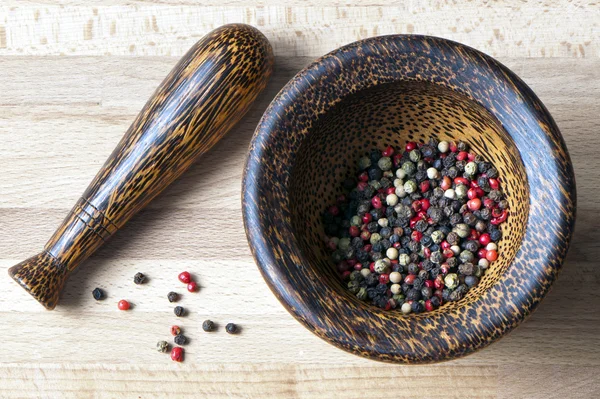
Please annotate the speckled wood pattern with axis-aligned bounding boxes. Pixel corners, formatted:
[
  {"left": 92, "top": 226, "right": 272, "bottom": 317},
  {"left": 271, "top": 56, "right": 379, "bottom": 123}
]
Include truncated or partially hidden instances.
[
  {"left": 9, "top": 24, "right": 274, "bottom": 309},
  {"left": 242, "top": 35, "right": 576, "bottom": 363}
]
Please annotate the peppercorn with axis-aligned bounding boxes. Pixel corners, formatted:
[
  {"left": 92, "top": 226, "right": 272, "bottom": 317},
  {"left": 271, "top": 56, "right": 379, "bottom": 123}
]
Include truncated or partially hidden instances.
[
  {"left": 133, "top": 272, "right": 146, "bottom": 285},
  {"left": 226, "top": 323, "right": 238, "bottom": 334},
  {"left": 171, "top": 325, "right": 182, "bottom": 336},
  {"left": 157, "top": 341, "right": 169, "bottom": 353},
  {"left": 411, "top": 301, "right": 425, "bottom": 313},
  {"left": 458, "top": 262, "right": 475, "bottom": 276},
  {"left": 174, "top": 306, "right": 185, "bottom": 317},
  {"left": 92, "top": 287, "right": 105, "bottom": 301},
  {"left": 444, "top": 273, "right": 459, "bottom": 289},
  {"left": 356, "top": 287, "right": 368, "bottom": 300},
  {"left": 118, "top": 300, "right": 130, "bottom": 311},
  {"left": 178, "top": 271, "right": 191, "bottom": 284},
  {"left": 465, "top": 276, "right": 479, "bottom": 287},
  {"left": 174, "top": 334, "right": 187, "bottom": 346},
  {"left": 170, "top": 347, "right": 184, "bottom": 362}
]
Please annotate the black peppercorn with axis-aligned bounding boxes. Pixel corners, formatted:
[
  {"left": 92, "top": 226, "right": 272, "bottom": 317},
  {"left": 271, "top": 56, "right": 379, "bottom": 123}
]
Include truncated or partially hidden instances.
[
  {"left": 498, "top": 200, "right": 509, "bottom": 209},
  {"left": 365, "top": 273, "right": 379, "bottom": 287},
  {"left": 486, "top": 167, "right": 499, "bottom": 178},
  {"left": 421, "top": 286, "right": 432, "bottom": 299},
  {"left": 414, "top": 219, "right": 428, "bottom": 232},
  {"left": 92, "top": 287, "right": 105, "bottom": 301},
  {"left": 447, "top": 257, "right": 458, "bottom": 268},
  {"left": 463, "top": 212, "right": 477, "bottom": 226},
  {"left": 411, "top": 301, "right": 425, "bottom": 313},
  {"left": 450, "top": 213, "right": 462, "bottom": 226},
  {"left": 406, "top": 288, "right": 421, "bottom": 301},
  {"left": 490, "top": 229, "right": 502, "bottom": 241},
  {"left": 408, "top": 240, "right": 421, "bottom": 253},
  {"left": 202, "top": 319, "right": 216, "bottom": 332},
  {"left": 458, "top": 262, "right": 475, "bottom": 276},
  {"left": 174, "top": 306, "right": 185, "bottom": 317},
  {"left": 430, "top": 296, "right": 441, "bottom": 307},
  {"left": 167, "top": 291, "right": 179, "bottom": 303},
  {"left": 480, "top": 207, "right": 492, "bottom": 220},
  {"left": 174, "top": 334, "right": 187, "bottom": 345},
  {"left": 225, "top": 323, "right": 238, "bottom": 334},
  {"left": 464, "top": 240, "right": 480, "bottom": 252},
  {"left": 367, "top": 166, "right": 383, "bottom": 181},
  {"left": 408, "top": 263, "right": 419, "bottom": 275},
  {"left": 133, "top": 272, "right": 146, "bottom": 285},
  {"left": 418, "top": 270, "right": 429, "bottom": 281},
  {"left": 375, "top": 283, "right": 388, "bottom": 295},
  {"left": 465, "top": 276, "right": 479, "bottom": 287}
]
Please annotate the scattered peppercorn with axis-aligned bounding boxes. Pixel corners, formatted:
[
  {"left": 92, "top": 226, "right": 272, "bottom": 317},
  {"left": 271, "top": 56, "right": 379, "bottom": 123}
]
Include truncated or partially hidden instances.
[
  {"left": 118, "top": 299, "right": 130, "bottom": 311},
  {"left": 202, "top": 320, "right": 216, "bottom": 332},
  {"left": 178, "top": 271, "right": 191, "bottom": 284},
  {"left": 322, "top": 140, "right": 508, "bottom": 312},
  {"left": 133, "top": 272, "right": 146, "bottom": 285},
  {"left": 174, "top": 306, "right": 185, "bottom": 317},
  {"left": 225, "top": 323, "right": 238, "bottom": 334},
  {"left": 171, "top": 325, "right": 181, "bottom": 336},
  {"left": 92, "top": 287, "right": 105, "bottom": 301},
  {"left": 167, "top": 291, "right": 179, "bottom": 303},
  {"left": 187, "top": 281, "right": 197, "bottom": 293},
  {"left": 157, "top": 341, "right": 169, "bottom": 353},
  {"left": 174, "top": 334, "right": 187, "bottom": 345},
  {"left": 170, "top": 347, "right": 184, "bottom": 362}
]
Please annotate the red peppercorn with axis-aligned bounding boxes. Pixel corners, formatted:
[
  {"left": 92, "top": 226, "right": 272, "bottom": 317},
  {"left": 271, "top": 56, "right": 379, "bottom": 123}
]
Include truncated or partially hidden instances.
[
  {"left": 420, "top": 181, "right": 430, "bottom": 193},
  {"left": 362, "top": 213, "right": 372, "bottom": 224},
  {"left": 434, "top": 289, "right": 444, "bottom": 299},
  {"left": 440, "top": 264, "right": 450, "bottom": 275},
  {"left": 434, "top": 275, "right": 445, "bottom": 289},
  {"left": 443, "top": 248, "right": 454, "bottom": 259},
  {"left": 449, "top": 142, "right": 458, "bottom": 152},
  {"left": 354, "top": 263, "right": 363, "bottom": 271},
  {"left": 371, "top": 196, "right": 382, "bottom": 209},
  {"left": 425, "top": 300, "right": 434, "bottom": 312},
  {"left": 357, "top": 181, "right": 368, "bottom": 191},
  {"left": 393, "top": 153, "right": 403, "bottom": 166},
  {"left": 420, "top": 198, "right": 430, "bottom": 211},
  {"left": 337, "top": 261, "right": 349, "bottom": 273},
  {"left": 393, "top": 242, "right": 401, "bottom": 249},
  {"left": 349, "top": 225, "right": 360, "bottom": 237},
  {"left": 417, "top": 210, "right": 427, "bottom": 219},
  {"left": 454, "top": 177, "right": 469, "bottom": 186},
  {"left": 178, "top": 271, "right": 191, "bottom": 284},
  {"left": 478, "top": 248, "right": 488, "bottom": 259},
  {"left": 411, "top": 231, "right": 423, "bottom": 242},
  {"left": 117, "top": 300, "right": 130, "bottom": 311},
  {"left": 467, "top": 188, "right": 479, "bottom": 200},
  {"left": 379, "top": 274, "right": 390, "bottom": 284},
  {"left": 424, "top": 279, "right": 434, "bottom": 288},
  {"left": 363, "top": 244, "right": 372, "bottom": 252},
  {"left": 491, "top": 209, "right": 508, "bottom": 225},
  {"left": 469, "top": 229, "right": 480, "bottom": 240},
  {"left": 377, "top": 188, "right": 385, "bottom": 194},
  {"left": 423, "top": 247, "right": 431, "bottom": 258},
  {"left": 171, "top": 347, "right": 184, "bottom": 362},
  {"left": 386, "top": 187, "right": 396, "bottom": 195},
  {"left": 486, "top": 250, "right": 498, "bottom": 262},
  {"left": 470, "top": 180, "right": 479, "bottom": 188},
  {"left": 456, "top": 151, "right": 468, "bottom": 161},
  {"left": 369, "top": 262, "right": 375, "bottom": 273},
  {"left": 171, "top": 325, "right": 181, "bottom": 336},
  {"left": 341, "top": 271, "right": 351, "bottom": 280},
  {"left": 336, "top": 194, "right": 346, "bottom": 203},
  {"left": 404, "top": 274, "right": 416, "bottom": 285},
  {"left": 411, "top": 200, "right": 422, "bottom": 212},
  {"left": 410, "top": 217, "right": 419, "bottom": 229},
  {"left": 360, "top": 231, "right": 371, "bottom": 241},
  {"left": 384, "top": 301, "right": 392, "bottom": 311},
  {"left": 467, "top": 198, "right": 481, "bottom": 211},
  {"left": 427, "top": 217, "right": 435, "bottom": 225},
  {"left": 489, "top": 178, "right": 500, "bottom": 190},
  {"left": 479, "top": 233, "right": 491, "bottom": 246},
  {"left": 327, "top": 241, "right": 337, "bottom": 251},
  {"left": 483, "top": 198, "right": 496, "bottom": 209},
  {"left": 405, "top": 141, "right": 417, "bottom": 151},
  {"left": 328, "top": 205, "right": 339, "bottom": 216},
  {"left": 358, "top": 172, "right": 369, "bottom": 182},
  {"left": 382, "top": 145, "right": 395, "bottom": 157},
  {"left": 390, "top": 259, "right": 399, "bottom": 264},
  {"left": 187, "top": 281, "right": 198, "bottom": 292},
  {"left": 467, "top": 152, "right": 476, "bottom": 162},
  {"left": 441, "top": 241, "right": 450, "bottom": 250},
  {"left": 441, "top": 176, "right": 452, "bottom": 190}
]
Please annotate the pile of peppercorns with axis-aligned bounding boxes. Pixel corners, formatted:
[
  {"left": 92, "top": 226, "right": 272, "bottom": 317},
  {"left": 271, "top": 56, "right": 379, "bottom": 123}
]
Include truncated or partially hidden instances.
[{"left": 322, "top": 139, "right": 508, "bottom": 314}]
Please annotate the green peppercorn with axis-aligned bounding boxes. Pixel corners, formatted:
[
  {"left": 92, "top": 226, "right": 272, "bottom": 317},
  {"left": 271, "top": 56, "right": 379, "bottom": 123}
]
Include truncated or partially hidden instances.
[
  {"left": 399, "top": 253, "right": 410, "bottom": 266},
  {"left": 347, "top": 280, "right": 361, "bottom": 294},
  {"left": 370, "top": 233, "right": 382, "bottom": 245},
  {"left": 430, "top": 230, "right": 444, "bottom": 244},
  {"left": 350, "top": 270, "right": 364, "bottom": 282},
  {"left": 358, "top": 156, "right": 371, "bottom": 170},
  {"left": 408, "top": 149, "right": 421, "bottom": 162},
  {"left": 430, "top": 251, "right": 444, "bottom": 264},
  {"left": 404, "top": 180, "right": 417, "bottom": 194},
  {"left": 444, "top": 273, "right": 459, "bottom": 289},
  {"left": 157, "top": 340, "right": 169, "bottom": 353},
  {"left": 338, "top": 237, "right": 351, "bottom": 251},
  {"left": 454, "top": 223, "right": 470, "bottom": 238},
  {"left": 378, "top": 157, "right": 393, "bottom": 171},
  {"left": 355, "top": 287, "right": 367, "bottom": 301},
  {"left": 402, "top": 161, "right": 416, "bottom": 176},
  {"left": 369, "top": 180, "right": 382, "bottom": 190},
  {"left": 455, "top": 184, "right": 468, "bottom": 199}
]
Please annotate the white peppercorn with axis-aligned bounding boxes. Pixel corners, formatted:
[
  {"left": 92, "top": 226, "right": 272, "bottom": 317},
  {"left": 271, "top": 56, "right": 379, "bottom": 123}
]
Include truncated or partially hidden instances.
[
  {"left": 360, "top": 268, "right": 372, "bottom": 277},
  {"left": 486, "top": 243, "right": 498, "bottom": 251},
  {"left": 401, "top": 302, "right": 412, "bottom": 314},
  {"left": 426, "top": 167, "right": 440, "bottom": 179},
  {"left": 386, "top": 194, "right": 399, "bottom": 206},
  {"left": 391, "top": 283, "right": 402, "bottom": 294},
  {"left": 444, "top": 188, "right": 456, "bottom": 199},
  {"left": 465, "top": 161, "right": 477, "bottom": 175},
  {"left": 399, "top": 253, "right": 410, "bottom": 266},
  {"left": 386, "top": 247, "right": 399, "bottom": 260},
  {"left": 395, "top": 185, "right": 407, "bottom": 197},
  {"left": 378, "top": 218, "right": 389, "bottom": 227},
  {"left": 370, "top": 233, "right": 381, "bottom": 244},
  {"left": 389, "top": 272, "right": 402, "bottom": 284},
  {"left": 374, "top": 259, "right": 389, "bottom": 274},
  {"left": 438, "top": 141, "right": 449, "bottom": 153}
]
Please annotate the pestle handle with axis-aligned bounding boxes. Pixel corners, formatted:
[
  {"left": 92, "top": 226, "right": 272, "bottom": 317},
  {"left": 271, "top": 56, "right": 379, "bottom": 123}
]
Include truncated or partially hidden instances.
[{"left": 9, "top": 24, "right": 274, "bottom": 309}]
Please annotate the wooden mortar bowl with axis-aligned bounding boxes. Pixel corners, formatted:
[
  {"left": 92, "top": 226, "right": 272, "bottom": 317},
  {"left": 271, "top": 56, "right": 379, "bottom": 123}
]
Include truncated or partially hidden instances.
[{"left": 242, "top": 35, "right": 576, "bottom": 363}]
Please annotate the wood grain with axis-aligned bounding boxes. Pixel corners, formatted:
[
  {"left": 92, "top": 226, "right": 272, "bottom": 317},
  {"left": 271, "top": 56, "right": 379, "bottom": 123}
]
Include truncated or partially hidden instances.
[{"left": 1, "top": 1, "right": 599, "bottom": 397}]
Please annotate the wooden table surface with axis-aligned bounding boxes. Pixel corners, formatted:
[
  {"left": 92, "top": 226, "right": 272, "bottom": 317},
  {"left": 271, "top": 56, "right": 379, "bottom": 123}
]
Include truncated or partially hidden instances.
[{"left": 1, "top": 1, "right": 598, "bottom": 398}]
